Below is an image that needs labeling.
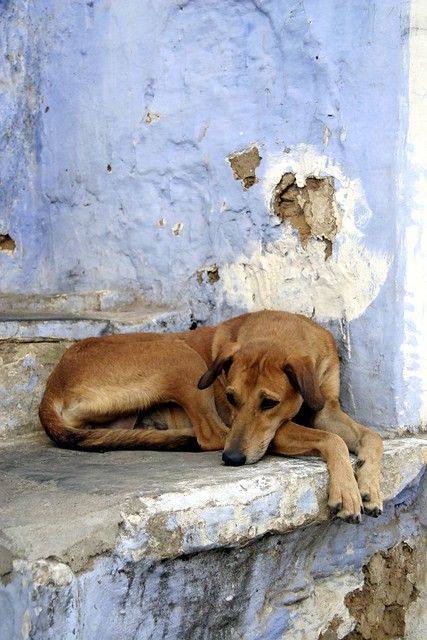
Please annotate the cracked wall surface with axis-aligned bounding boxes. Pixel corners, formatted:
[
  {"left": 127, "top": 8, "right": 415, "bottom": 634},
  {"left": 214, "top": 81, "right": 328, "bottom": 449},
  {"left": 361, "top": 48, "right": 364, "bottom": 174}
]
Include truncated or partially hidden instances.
[{"left": 0, "top": 1, "right": 425, "bottom": 433}]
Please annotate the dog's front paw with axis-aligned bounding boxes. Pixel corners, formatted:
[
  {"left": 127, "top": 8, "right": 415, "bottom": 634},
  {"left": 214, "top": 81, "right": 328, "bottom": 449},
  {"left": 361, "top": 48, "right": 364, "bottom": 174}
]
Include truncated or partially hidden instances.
[
  {"left": 328, "top": 472, "right": 363, "bottom": 524},
  {"left": 356, "top": 460, "right": 383, "bottom": 517}
]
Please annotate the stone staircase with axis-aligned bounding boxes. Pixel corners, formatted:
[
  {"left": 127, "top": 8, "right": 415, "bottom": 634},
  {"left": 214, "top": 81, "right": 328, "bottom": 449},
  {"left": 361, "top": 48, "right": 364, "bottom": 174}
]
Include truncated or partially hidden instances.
[{"left": 0, "top": 296, "right": 426, "bottom": 639}]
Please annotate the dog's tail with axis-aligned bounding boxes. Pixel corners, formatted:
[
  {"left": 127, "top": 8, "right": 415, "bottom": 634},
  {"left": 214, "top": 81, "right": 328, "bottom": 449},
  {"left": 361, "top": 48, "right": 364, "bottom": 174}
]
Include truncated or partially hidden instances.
[{"left": 38, "top": 393, "right": 199, "bottom": 452}]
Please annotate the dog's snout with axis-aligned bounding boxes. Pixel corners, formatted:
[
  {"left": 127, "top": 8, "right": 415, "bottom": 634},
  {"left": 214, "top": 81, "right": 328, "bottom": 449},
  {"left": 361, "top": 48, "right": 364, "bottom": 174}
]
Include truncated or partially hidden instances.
[{"left": 222, "top": 450, "right": 246, "bottom": 466}]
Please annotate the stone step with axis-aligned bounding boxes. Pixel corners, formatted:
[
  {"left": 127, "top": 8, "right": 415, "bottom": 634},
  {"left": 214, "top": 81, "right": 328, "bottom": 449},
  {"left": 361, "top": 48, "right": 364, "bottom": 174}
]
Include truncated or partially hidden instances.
[
  {"left": 0, "top": 434, "right": 425, "bottom": 639},
  {"left": 0, "top": 305, "right": 192, "bottom": 438}
]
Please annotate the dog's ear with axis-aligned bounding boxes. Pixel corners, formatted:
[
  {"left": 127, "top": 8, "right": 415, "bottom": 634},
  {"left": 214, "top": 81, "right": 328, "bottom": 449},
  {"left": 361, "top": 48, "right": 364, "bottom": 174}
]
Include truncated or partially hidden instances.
[
  {"left": 283, "top": 357, "right": 325, "bottom": 411},
  {"left": 197, "top": 343, "right": 239, "bottom": 389}
]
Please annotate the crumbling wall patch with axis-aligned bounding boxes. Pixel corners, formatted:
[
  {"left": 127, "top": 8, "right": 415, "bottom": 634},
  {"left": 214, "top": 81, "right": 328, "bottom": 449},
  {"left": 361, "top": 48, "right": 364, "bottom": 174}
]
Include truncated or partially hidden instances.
[
  {"left": 343, "top": 543, "right": 418, "bottom": 640},
  {"left": 0, "top": 234, "right": 16, "bottom": 253},
  {"left": 228, "top": 145, "right": 262, "bottom": 189},
  {"left": 196, "top": 265, "right": 220, "bottom": 285},
  {"left": 271, "top": 173, "right": 339, "bottom": 259}
]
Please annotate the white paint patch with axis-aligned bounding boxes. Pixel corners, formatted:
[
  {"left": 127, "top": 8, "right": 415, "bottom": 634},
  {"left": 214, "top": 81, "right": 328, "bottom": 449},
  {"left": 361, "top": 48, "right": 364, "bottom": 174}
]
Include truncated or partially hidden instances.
[
  {"left": 221, "top": 146, "right": 390, "bottom": 321},
  {"left": 20, "top": 609, "right": 31, "bottom": 640}
]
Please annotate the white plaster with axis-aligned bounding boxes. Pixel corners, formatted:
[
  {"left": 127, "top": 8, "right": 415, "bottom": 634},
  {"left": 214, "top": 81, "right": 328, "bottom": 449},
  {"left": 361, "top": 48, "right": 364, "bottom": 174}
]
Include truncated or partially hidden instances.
[
  {"left": 323, "top": 126, "right": 331, "bottom": 147},
  {"left": 31, "top": 560, "right": 74, "bottom": 587},
  {"left": 290, "top": 574, "right": 362, "bottom": 639},
  {"left": 399, "top": 0, "right": 427, "bottom": 426},
  {"left": 221, "top": 146, "right": 390, "bottom": 321},
  {"left": 20, "top": 610, "right": 31, "bottom": 640}
]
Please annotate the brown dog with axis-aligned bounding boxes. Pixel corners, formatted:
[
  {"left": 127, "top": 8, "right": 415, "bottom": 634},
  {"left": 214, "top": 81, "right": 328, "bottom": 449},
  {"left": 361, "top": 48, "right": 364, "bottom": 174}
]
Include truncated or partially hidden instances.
[{"left": 39, "top": 310, "right": 383, "bottom": 523}]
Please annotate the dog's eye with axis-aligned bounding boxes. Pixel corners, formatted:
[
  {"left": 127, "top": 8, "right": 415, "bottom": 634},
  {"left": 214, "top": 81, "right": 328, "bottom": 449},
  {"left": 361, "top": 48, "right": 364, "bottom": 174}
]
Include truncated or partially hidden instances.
[
  {"left": 226, "top": 392, "right": 237, "bottom": 407},
  {"left": 260, "top": 398, "right": 279, "bottom": 411}
]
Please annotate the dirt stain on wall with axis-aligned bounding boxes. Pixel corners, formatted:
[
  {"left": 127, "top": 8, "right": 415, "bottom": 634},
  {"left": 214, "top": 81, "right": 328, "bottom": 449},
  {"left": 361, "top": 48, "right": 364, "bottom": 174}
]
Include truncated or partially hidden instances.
[{"left": 271, "top": 173, "right": 339, "bottom": 259}]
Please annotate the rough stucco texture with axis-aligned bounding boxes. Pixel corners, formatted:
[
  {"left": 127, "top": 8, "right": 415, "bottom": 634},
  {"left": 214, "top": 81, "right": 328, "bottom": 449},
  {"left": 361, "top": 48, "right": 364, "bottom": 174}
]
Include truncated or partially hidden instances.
[{"left": 1, "top": 1, "right": 418, "bottom": 431}]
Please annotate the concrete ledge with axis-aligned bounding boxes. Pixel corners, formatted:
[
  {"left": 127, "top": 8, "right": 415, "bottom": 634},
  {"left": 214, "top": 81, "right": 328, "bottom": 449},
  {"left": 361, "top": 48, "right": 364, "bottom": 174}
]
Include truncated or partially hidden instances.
[
  {"left": 0, "top": 305, "right": 192, "bottom": 340},
  {"left": 1, "top": 434, "right": 425, "bottom": 574},
  {"left": 1, "top": 435, "right": 426, "bottom": 640}
]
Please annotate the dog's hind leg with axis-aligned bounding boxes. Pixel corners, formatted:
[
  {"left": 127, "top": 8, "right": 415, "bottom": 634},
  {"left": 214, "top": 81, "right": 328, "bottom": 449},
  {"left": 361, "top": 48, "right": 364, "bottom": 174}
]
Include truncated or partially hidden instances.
[{"left": 40, "top": 388, "right": 199, "bottom": 452}]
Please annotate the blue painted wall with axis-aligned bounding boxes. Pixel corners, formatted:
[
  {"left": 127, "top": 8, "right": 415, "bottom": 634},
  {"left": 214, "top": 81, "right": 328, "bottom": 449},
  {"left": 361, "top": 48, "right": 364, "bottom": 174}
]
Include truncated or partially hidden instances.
[{"left": 1, "top": 1, "right": 418, "bottom": 432}]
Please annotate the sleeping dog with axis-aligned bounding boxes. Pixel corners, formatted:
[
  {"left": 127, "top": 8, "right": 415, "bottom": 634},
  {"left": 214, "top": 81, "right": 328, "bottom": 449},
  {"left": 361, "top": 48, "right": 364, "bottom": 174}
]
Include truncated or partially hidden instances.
[{"left": 39, "top": 310, "right": 383, "bottom": 523}]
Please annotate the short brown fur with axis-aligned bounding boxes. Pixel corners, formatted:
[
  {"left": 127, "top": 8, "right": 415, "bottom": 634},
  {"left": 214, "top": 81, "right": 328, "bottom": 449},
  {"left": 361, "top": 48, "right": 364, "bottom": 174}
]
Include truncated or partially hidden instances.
[{"left": 39, "top": 310, "right": 383, "bottom": 523}]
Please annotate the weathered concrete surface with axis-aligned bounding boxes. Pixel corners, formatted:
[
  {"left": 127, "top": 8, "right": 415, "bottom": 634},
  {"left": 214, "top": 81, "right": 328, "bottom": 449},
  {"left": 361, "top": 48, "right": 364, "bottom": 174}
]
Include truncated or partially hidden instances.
[
  {"left": 0, "top": 305, "right": 192, "bottom": 340},
  {"left": 0, "top": 340, "right": 71, "bottom": 437},
  {"left": 0, "top": 435, "right": 425, "bottom": 570},
  {"left": 0, "top": 435, "right": 425, "bottom": 639}
]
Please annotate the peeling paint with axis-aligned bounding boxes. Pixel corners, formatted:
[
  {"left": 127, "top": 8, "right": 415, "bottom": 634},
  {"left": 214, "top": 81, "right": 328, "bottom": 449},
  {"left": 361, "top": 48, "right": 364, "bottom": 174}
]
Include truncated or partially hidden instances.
[
  {"left": 196, "top": 265, "right": 220, "bottom": 285},
  {"left": 172, "top": 222, "right": 184, "bottom": 236},
  {"left": 220, "top": 147, "right": 390, "bottom": 321},
  {"left": 144, "top": 110, "right": 160, "bottom": 124},
  {"left": 271, "top": 172, "right": 339, "bottom": 259},
  {"left": 228, "top": 145, "right": 262, "bottom": 189},
  {"left": 0, "top": 234, "right": 16, "bottom": 253}
]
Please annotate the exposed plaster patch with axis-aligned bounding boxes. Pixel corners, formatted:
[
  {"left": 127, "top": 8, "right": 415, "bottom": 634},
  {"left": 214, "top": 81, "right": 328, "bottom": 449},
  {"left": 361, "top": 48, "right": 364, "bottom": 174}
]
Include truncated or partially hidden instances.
[
  {"left": 31, "top": 559, "right": 74, "bottom": 587},
  {"left": 228, "top": 145, "right": 262, "bottom": 189},
  {"left": 343, "top": 543, "right": 418, "bottom": 639},
  {"left": 323, "top": 126, "right": 331, "bottom": 146},
  {"left": 271, "top": 173, "right": 339, "bottom": 259},
  {"left": 318, "top": 615, "right": 344, "bottom": 639},
  {"left": 198, "top": 122, "right": 209, "bottom": 142},
  {"left": 196, "top": 265, "right": 220, "bottom": 285},
  {"left": 20, "top": 609, "right": 31, "bottom": 640},
  {"left": 172, "top": 222, "right": 184, "bottom": 236},
  {"left": 0, "top": 234, "right": 16, "bottom": 253},
  {"left": 220, "top": 146, "right": 390, "bottom": 321},
  {"left": 144, "top": 110, "right": 160, "bottom": 124}
]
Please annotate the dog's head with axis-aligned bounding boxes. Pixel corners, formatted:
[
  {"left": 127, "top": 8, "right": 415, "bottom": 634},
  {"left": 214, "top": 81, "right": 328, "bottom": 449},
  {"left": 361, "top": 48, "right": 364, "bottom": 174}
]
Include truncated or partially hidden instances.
[{"left": 198, "top": 340, "right": 324, "bottom": 465}]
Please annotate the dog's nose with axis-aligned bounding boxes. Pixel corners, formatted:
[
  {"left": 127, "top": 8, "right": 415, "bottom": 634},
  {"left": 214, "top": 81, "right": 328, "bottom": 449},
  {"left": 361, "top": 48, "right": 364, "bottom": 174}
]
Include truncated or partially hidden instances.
[{"left": 222, "top": 450, "right": 246, "bottom": 466}]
